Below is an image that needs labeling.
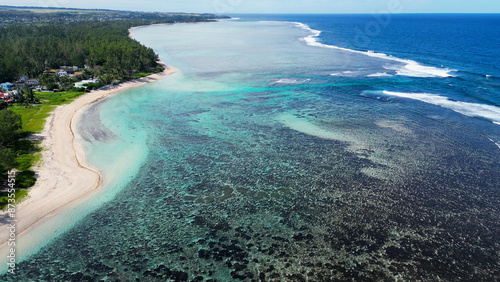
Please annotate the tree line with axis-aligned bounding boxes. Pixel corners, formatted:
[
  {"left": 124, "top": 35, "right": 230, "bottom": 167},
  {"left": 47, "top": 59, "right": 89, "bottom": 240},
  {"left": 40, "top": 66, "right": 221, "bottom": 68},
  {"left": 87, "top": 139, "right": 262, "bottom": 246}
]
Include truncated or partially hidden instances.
[
  {"left": 0, "top": 13, "right": 223, "bottom": 83},
  {"left": 0, "top": 21, "right": 155, "bottom": 82}
]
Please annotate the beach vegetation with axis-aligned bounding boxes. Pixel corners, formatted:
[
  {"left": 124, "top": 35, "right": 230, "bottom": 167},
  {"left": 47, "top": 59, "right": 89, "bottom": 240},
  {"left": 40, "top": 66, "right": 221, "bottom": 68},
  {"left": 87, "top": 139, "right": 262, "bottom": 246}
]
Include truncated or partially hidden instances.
[
  {"left": 0, "top": 109, "right": 37, "bottom": 208},
  {"left": 14, "top": 154, "right": 36, "bottom": 171},
  {"left": 15, "top": 170, "right": 36, "bottom": 188},
  {"left": 0, "top": 109, "right": 23, "bottom": 147},
  {"left": 0, "top": 189, "right": 28, "bottom": 210},
  {"left": 0, "top": 148, "right": 16, "bottom": 176}
]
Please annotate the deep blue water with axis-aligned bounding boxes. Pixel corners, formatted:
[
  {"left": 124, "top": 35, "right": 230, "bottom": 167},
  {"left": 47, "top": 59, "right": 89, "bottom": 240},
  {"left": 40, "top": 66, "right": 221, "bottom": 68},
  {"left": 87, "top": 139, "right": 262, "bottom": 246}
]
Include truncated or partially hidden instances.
[
  {"left": 234, "top": 14, "right": 500, "bottom": 106},
  {"left": 237, "top": 14, "right": 500, "bottom": 75},
  {"left": 3, "top": 14, "right": 500, "bottom": 281}
]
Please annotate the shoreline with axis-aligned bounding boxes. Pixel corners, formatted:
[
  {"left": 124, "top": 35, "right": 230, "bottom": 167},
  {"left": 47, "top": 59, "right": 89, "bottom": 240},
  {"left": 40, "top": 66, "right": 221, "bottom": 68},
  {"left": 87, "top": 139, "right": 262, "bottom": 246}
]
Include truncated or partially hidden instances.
[
  {"left": 0, "top": 57, "right": 176, "bottom": 258},
  {"left": 128, "top": 23, "right": 173, "bottom": 37}
]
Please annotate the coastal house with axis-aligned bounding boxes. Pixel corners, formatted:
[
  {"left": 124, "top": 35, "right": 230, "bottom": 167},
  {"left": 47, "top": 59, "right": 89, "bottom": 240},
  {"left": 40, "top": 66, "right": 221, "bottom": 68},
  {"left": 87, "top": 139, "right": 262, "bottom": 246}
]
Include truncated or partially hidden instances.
[
  {"left": 27, "top": 79, "right": 40, "bottom": 87},
  {"left": 0, "top": 82, "right": 14, "bottom": 90},
  {"left": 56, "top": 69, "right": 69, "bottom": 77},
  {"left": 0, "top": 93, "right": 13, "bottom": 104},
  {"left": 44, "top": 69, "right": 58, "bottom": 74}
]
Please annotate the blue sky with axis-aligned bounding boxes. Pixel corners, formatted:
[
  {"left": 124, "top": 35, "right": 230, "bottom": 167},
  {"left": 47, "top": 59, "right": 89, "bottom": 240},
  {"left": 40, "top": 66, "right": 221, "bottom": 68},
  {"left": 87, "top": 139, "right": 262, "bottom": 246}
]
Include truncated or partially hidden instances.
[{"left": 4, "top": 0, "right": 500, "bottom": 14}]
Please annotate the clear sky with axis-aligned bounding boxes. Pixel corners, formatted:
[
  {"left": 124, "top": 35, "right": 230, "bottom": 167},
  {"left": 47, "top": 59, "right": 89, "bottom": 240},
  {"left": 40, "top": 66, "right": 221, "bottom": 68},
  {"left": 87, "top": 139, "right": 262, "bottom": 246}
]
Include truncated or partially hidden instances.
[{"left": 3, "top": 0, "right": 500, "bottom": 14}]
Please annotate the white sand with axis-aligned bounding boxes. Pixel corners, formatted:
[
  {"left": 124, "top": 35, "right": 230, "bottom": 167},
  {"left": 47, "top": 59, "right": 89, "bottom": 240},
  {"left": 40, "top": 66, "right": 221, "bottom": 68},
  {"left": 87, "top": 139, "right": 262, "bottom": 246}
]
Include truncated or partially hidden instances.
[{"left": 0, "top": 63, "right": 177, "bottom": 252}]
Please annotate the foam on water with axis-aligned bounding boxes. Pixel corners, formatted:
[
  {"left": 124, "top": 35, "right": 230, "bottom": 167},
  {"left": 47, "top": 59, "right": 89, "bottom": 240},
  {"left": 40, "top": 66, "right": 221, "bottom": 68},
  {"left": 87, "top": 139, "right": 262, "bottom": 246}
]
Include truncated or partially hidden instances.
[
  {"left": 367, "top": 72, "right": 392, "bottom": 77},
  {"left": 330, "top": 71, "right": 356, "bottom": 76},
  {"left": 274, "top": 78, "right": 311, "bottom": 84},
  {"left": 382, "top": 90, "right": 500, "bottom": 125},
  {"left": 488, "top": 138, "right": 500, "bottom": 149},
  {"left": 293, "top": 22, "right": 456, "bottom": 78},
  {"left": 383, "top": 64, "right": 452, "bottom": 78}
]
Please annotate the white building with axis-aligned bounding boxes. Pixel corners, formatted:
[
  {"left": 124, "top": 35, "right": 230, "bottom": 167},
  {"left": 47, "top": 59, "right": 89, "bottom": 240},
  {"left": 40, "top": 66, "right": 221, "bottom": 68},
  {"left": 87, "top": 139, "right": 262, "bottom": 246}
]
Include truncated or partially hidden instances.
[
  {"left": 27, "top": 79, "right": 40, "bottom": 86},
  {"left": 56, "top": 69, "right": 69, "bottom": 77}
]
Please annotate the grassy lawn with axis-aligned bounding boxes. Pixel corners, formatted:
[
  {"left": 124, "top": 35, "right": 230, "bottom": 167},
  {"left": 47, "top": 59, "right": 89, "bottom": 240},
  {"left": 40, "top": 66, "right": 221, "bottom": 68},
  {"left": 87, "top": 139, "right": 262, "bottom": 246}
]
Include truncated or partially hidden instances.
[{"left": 10, "top": 91, "right": 85, "bottom": 133}]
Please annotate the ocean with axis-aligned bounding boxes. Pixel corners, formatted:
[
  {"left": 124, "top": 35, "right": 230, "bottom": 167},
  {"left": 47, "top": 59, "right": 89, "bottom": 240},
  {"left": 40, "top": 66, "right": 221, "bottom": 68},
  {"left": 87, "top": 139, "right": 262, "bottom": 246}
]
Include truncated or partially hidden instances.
[{"left": 4, "top": 14, "right": 500, "bottom": 280}]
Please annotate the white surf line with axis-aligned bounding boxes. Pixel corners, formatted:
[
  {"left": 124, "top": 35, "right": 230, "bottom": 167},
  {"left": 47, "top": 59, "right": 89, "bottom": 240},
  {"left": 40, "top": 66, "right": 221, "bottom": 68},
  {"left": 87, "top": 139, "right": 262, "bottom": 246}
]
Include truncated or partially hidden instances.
[
  {"left": 292, "top": 22, "right": 456, "bottom": 78},
  {"left": 382, "top": 91, "right": 500, "bottom": 126},
  {"left": 489, "top": 138, "right": 500, "bottom": 149}
]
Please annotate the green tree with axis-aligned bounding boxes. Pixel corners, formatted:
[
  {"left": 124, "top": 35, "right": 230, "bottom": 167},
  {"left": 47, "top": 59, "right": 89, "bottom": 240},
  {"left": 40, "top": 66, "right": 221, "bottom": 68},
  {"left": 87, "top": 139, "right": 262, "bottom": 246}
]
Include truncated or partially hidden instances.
[
  {"left": 0, "top": 147, "right": 16, "bottom": 175},
  {"left": 46, "top": 83, "right": 59, "bottom": 91},
  {"left": 0, "top": 110, "right": 23, "bottom": 176},
  {"left": 0, "top": 109, "right": 23, "bottom": 147},
  {"left": 19, "top": 84, "right": 38, "bottom": 104}
]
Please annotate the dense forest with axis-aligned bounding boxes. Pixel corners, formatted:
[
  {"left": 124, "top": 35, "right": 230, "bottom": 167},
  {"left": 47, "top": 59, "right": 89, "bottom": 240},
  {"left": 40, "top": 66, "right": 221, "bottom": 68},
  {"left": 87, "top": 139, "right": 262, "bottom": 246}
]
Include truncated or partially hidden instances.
[
  {"left": 0, "top": 12, "right": 223, "bottom": 83},
  {"left": 0, "top": 21, "right": 159, "bottom": 82}
]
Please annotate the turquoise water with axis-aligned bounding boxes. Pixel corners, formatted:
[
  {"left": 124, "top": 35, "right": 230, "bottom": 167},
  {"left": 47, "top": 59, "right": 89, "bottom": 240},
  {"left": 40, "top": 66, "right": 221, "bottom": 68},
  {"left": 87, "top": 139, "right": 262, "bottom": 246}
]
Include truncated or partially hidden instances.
[{"left": 5, "top": 18, "right": 500, "bottom": 280}]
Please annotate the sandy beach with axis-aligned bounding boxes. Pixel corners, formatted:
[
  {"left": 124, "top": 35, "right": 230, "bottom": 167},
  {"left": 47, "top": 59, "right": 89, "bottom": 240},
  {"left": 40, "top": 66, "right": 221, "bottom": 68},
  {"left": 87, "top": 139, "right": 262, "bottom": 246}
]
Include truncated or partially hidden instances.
[{"left": 0, "top": 62, "right": 176, "bottom": 252}]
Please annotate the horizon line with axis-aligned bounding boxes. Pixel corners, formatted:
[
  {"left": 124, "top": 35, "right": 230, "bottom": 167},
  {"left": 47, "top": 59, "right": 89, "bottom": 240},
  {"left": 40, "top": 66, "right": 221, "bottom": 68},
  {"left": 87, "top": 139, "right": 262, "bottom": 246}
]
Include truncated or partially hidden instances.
[{"left": 1, "top": 5, "right": 500, "bottom": 15}]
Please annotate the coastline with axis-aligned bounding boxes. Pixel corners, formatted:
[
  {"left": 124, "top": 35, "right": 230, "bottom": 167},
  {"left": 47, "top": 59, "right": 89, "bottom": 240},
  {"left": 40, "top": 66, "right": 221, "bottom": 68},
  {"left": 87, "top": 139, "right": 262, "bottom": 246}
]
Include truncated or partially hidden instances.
[
  {"left": 0, "top": 59, "right": 176, "bottom": 258},
  {"left": 128, "top": 23, "right": 173, "bottom": 37}
]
